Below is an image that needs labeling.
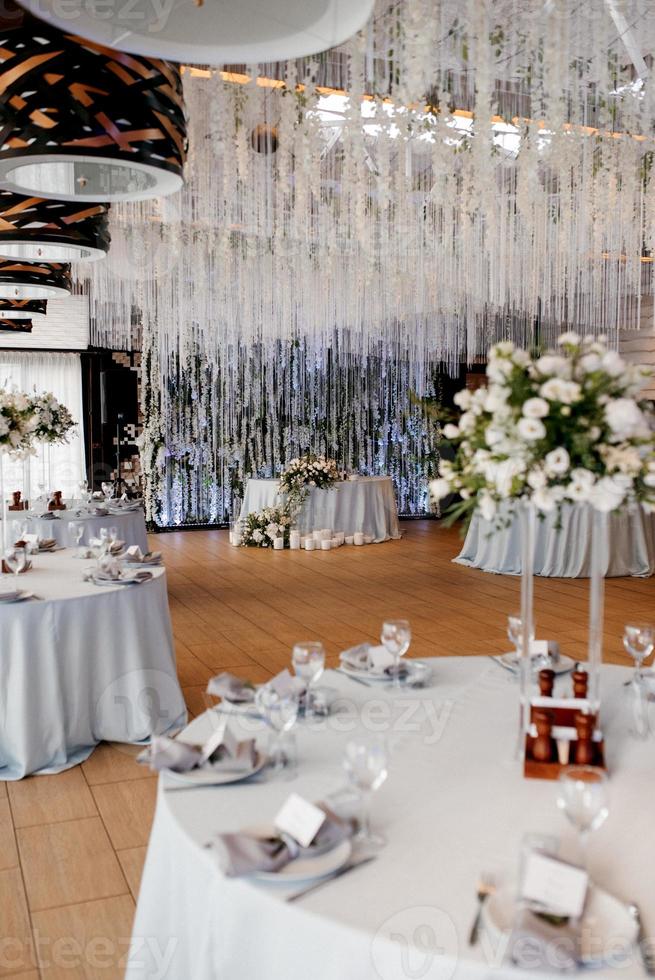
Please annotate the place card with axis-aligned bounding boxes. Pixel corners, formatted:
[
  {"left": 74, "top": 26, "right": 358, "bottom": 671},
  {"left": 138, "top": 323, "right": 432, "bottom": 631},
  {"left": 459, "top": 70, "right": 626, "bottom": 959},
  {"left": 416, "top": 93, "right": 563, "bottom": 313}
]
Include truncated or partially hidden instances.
[
  {"left": 521, "top": 851, "right": 588, "bottom": 918},
  {"left": 198, "top": 718, "right": 228, "bottom": 764},
  {"left": 274, "top": 793, "right": 326, "bottom": 848},
  {"left": 368, "top": 645, "right": 395, "bottom": 671},
  {"left": 530, "top": 640, "right": 549, "bottom": 659}
]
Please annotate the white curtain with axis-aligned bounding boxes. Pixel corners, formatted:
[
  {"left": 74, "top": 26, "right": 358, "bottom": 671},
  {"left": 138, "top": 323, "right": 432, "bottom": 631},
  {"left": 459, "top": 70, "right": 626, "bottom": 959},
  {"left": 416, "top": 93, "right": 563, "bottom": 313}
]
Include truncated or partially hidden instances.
[{"left": 0, "top": 352, "right": 85, "bottom": 500}]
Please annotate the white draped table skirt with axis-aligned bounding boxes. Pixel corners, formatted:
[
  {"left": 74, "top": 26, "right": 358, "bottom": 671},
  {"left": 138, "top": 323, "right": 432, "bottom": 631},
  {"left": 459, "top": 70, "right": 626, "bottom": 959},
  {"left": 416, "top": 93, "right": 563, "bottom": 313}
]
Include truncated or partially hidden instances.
[
  {"left": 239, "top": 477, "right": 401, "bottom": 542},
  {"left": 126, "top": 657, "right": 653, "bottom": 980},
  {"left": 0, "top": 553, "right": 186, "bottom": 780},
  {"left": 455, "top": 503, "right": 655, "bottom": 578},
  {"left": 12, "top": 508, "right": 150, "bottom": 553}
]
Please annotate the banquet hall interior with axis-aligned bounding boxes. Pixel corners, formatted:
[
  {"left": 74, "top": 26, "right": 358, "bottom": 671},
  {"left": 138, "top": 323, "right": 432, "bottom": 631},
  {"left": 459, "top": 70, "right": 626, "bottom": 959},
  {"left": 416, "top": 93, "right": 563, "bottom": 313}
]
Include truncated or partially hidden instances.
[{"left": 1, "top": 1, "right": 655, "bottom": 978}]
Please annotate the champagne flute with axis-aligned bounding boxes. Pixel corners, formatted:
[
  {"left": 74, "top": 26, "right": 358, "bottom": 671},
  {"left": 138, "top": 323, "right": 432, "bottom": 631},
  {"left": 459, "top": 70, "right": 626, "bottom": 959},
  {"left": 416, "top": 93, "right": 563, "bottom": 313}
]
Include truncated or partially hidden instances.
[
  {"left": 623, "top": 623, "right": 655, "bottom": 688},
  {"left": 343, "top": 735, "right": 389, "bottom": 848},
  {"left": 98, "top": 527, "right": 110, "bottom": 555},
  {"left": 4, "top": 546, "right": 27, "bottom": 581},
  {"left": 108, "top": 525, "right": 119, "bottom": 552},
  {"left": 381, "top": 619, "right": 411, "bottom": 687},
  {"left": 507, "top": 613, "right": 537, "bottom": 664},
  {"left": 556, "top": 766, "right": 609, "bottom": 869},
  {"left": 254, "top": 684, "right": 299, "bottom": 776},
  {"left": 292, "top": 641, "right": 325, "bottom": 717},
  {"left": 68, "top": 521, "right": 84, "bottom": 553}
]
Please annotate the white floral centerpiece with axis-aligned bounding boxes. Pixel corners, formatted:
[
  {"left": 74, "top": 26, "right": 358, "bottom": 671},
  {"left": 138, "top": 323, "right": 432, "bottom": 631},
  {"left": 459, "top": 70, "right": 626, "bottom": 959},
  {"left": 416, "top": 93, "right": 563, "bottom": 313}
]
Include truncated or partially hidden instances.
[
  {"left": 31, "top": 391, "right": 76, "bottom": 444},
  {"left": 241, "top": 506, "right": 291, "bottom": 548},
  {"left": 430, "top": 334, "right": 655, "bottom": 524},
  {"left": 279, "top": 455, "right": 341, "bottom": 496},
  {"left": 0, "top": 388, "right": 38, "bottom": 458}
]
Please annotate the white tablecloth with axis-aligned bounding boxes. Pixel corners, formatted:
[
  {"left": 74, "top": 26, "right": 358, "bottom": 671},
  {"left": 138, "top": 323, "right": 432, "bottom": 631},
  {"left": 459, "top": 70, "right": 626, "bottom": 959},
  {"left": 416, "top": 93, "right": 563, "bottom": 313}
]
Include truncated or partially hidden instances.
[
  {"left": 126, "top": 657, "right": 653, "bottom": 980},
  {"left": 0, "top": 553, "right": 186, "bottom": 780},
  {"left": 9, "top": 507, "right": 150, "bottom": 552},
  {"left": 239, "top": 477, "right": 401, "bottom": 542},
  {"left": 455, "top": 503, "right": 655, "bottom": 578}
]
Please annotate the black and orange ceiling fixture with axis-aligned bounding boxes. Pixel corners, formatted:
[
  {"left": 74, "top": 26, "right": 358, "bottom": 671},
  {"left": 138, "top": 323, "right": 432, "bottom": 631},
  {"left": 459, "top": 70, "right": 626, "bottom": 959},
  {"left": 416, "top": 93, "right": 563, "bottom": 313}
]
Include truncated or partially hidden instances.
[
  {"left": 0, "top": 316, "right": 32, "bottom": 332},
  {"left": 0, "top": 297, "right": 46, "bottom": 318},
  {"left": 0, "top": 191, "right": 110, "bottom": 261},
  {"left": 0, "top": 259, "right": 71, "bottom": 298},
  {"left": 0, "top": 1, "right": 187, "bottom": 203}
]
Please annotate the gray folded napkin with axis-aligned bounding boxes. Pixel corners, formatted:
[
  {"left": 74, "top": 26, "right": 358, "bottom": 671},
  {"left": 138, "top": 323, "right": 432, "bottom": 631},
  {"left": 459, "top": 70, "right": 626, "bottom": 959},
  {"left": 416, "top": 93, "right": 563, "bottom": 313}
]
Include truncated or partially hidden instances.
[
  {"left": 509, "top": 906, "right": 582, "bottom": 972},
  {"left": 340, "top": 642, "right": 404, "bottom": 677},
  {"left": 207, "top": 671, "right": 257, "bottom": 703},
  {"left": 119, "top": 545, "right": 162, "bottom": 564},
  {"left": 37, "top": 511, "right": 57, "bottom": 520},
  {"left": 139, "top": 725, "right": 258, "bottom": 774},
  {"left": 208, "top": 803, "right": 354, "bottom": 877}
]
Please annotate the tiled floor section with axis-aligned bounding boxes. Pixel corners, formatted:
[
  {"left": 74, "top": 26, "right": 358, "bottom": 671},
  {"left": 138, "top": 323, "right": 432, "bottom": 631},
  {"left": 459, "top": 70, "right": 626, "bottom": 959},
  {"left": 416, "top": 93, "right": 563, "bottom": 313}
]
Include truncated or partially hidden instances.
[{"left": 1, "top": 520, "right": 653, "bottom": 977}]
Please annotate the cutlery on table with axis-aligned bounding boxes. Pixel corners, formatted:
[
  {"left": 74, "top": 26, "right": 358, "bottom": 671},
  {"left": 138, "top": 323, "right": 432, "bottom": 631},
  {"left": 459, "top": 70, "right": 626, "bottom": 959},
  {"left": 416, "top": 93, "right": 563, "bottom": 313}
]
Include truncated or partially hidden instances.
[
  {"left": 628, "top": 902, "right": 655, "bottom": 976},
  {"left": 286, "top": 855, "right": 376, "bottom": 902},
  {"left": 468, "top": 872, "right": 496, "bottom": 946},
  {"left": 334, "top": 668, "right": 373, "bottom": 688}
]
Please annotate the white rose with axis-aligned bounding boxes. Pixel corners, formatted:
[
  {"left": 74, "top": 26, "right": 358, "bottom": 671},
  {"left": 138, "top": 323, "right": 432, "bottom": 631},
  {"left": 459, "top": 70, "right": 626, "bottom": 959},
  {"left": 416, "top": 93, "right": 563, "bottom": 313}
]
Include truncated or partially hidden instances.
[
  {"left": 483, "top": 387, "right": 508, "bottom": 413},
  {"left": 453, "top": 389, "right": 472, "bottom": 410},
  {"left": 605, "top": 398, "right": 649, "bottom": 441},
  {"left": 512, "top": 349, "right": 531, "bottom": 366},
  {"left": 518, "top": 417, "right": 546, "bottom": 441},
  {"left": 478, "top": 492, "right": 497, "bottom": 521},
  {"left": 487, "top": 359, "right": 513, "bottom": 383},
  {"left": 527, "top": 468, "right": 547, "bottom": 490},
  {"left": 522, "top": 397, "right": 549, "bottom": 419},
  {"left": 601, "top": 350, "right": 625, "bottom": 378},
  {"left": 429, "top": 478, "right": 451, "bottom": 501},
  {"left": 533, "top": 487, "right": 558, "bottom": 512},
  {"left": 535, "top": 355, "right": 571, "bottom": 378},
  {"left": 458, "top": 412, "right": 476, "bottom": 433},
  {"left": 589, "top": 475, "right": 629, "bottom": 512},
  {"left": 485, "top": 426, "right": 504, "bottom": 447},
  {"left": 252, "top": 529, "right": 264, "bottom": 542},
  {"left": 442, "top": 423, "right": 460, "bottom": 439},
  {"left": 578, "top": 352, "right": 602, "bottom": 374},
  {"left": 644, "top": 473, "right": 655, "bottom": 488},
  {"left": 540, "top": 378, "right": 582, "bottom": 404},
  {"left": 545, "top": 447, "right": 570, "bottom": 476},
  {"left": 567, "top": 469, "right": 595, "bottom": 502},
  {"left": 439, "top": 459, "right": 454, "bottom": 478},
  {"left": 491, "top": 341, "right": 515, "bottom": 357},
  {"left": 557, "top": 331, "right": 580, "bottom": 346}
]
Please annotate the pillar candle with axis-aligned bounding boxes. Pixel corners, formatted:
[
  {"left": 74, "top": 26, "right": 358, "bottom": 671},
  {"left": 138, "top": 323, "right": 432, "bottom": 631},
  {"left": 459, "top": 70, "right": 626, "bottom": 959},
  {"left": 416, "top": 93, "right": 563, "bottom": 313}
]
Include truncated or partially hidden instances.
[
  {"left": 273, "top": 537, "right": 284, "bottom": 550},
  {"left": 353, "top": 532, "right": 364, "bottom": 546},
  {"left": 345, "top": 535, "right": 354, "bottom": 545},
  {"left": 312, "top": 529, "right": 322, "bottom": 542},
  {"left": 289, "top": 531, "right": 300, "bottom": 550},
  {"left": 304, "top": 538, "right": 315, "bottom": 551},
  {"left": 321, "top": 539, "right": 331, "bottom": 550}
]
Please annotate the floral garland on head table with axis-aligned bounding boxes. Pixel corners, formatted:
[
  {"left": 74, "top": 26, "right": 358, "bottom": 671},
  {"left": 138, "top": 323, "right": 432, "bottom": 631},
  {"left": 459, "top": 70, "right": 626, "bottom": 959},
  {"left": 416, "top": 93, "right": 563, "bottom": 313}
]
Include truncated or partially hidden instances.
[{"left": 429, "top": 334, "right": 655, "bottom": 524}]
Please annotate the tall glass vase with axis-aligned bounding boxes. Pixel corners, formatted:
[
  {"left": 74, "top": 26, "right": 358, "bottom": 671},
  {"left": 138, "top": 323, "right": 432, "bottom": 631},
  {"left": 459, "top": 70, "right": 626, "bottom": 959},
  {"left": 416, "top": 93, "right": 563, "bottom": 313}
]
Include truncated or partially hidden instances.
[
  {"left": 0, "top": 451, "right": 6, "bottom": 553},
  {"left": 587, "top": 507, "right": 608, "bottom": 713},
  {"left": 517, "top": 500, "right": 537, "bottom": 760}
]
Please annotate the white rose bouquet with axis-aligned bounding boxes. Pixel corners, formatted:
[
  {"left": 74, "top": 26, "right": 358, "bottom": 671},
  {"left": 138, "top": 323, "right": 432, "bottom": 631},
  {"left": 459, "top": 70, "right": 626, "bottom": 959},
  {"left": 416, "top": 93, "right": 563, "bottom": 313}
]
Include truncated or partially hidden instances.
[
  {"left": 31, "top": 391, "right": 76, "bottom": 444},
  {"left": 279, "top": 455, "right": 341, "bottom": 496},
  {"left": 0, "top": 388, "right": 38, "bottom": 458},
  {"left": 241, "top": 506, "right": 291, "bottom": 547},
  {"left": 430, "top": 334, "right": 655, "bottom": 523}
]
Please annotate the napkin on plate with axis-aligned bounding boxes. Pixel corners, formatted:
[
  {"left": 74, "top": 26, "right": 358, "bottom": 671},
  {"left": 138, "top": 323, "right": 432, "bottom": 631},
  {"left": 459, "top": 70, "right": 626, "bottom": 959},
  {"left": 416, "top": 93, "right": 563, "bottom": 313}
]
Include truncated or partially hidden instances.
[
  {"left": 120, "top": 545, "right": 162, "bottom": 564},
  {"left": 207, "top": 671, "right": 257, "bottom": 703},
  {"left": 208, "top": 803, "right": 354, "bottom": 877},
  {"left": 509, "top": 906, "right": 582, "bottom": 972},
  {"left": 93, "top": 556, "right": 122, "bottom": 580},
  {"left": 340, "top": 642, "right": 398, "bottom": 676},
  {"left": 139, "top": 723, "right": 258, "bottom": 775},
  {"left": 37, "top": 511, "right": 57, "bottom": 520},
  {"left": 88, "top": 538, "right": 124, "bottom": 555}
]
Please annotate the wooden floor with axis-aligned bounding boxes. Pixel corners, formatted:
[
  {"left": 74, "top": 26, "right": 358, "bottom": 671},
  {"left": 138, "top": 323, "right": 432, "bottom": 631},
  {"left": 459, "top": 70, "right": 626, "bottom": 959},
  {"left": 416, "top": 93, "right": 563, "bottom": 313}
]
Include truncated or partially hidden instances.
[{"left": 2, "top": 520, "right": 653, "bottom": 979}]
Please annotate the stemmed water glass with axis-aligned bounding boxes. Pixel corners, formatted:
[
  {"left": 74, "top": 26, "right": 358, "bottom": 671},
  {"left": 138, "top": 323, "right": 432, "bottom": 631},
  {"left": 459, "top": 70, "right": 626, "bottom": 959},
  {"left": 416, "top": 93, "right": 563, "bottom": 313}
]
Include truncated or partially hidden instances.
[
  {"left": 292, "top": 641, "right": 325, "bottom": 717},
  {"left": 108, "top": 526, "right": 119, "bottom": 552},
  {"left": 4, "top": 546, "right": 27, "bottom": 582},
  {"left": 623, "top": 623, "right": 654, "bottom": 688},
  {"left": 254, "top": 683, "right": 300, "bottom": 777},
  {"left": 343, "top": 735, "right": 389, "bottom": 849},
  {"left": 381, "top": 619, "right": 411, "bottom": 687},
  {"left": 556, "top": 765, "right": 609, "bottom": 869},
  {"left": 98, "top": 527, "right": 110, "bottom": 555},
  {"left": 68, "top": 521, "right": 84, "bottom": 554},
  {"left": 507, "top": 613, "right": 539, "bottom": 665}
]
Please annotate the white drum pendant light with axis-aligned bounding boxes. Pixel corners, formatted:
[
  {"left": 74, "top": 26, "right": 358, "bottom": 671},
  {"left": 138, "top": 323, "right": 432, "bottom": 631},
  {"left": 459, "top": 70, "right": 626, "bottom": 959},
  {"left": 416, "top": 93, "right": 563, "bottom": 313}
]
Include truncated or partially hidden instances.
[{"left": 14, "top": 0, "right": 376, "bottom": 64}]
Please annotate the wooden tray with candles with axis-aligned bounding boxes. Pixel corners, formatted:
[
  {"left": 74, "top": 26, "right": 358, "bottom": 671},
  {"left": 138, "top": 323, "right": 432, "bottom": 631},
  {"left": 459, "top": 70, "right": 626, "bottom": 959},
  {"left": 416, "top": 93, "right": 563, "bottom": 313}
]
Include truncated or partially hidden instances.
[{"left": 524, "top": 668, "right": 606, "bottom": 780}]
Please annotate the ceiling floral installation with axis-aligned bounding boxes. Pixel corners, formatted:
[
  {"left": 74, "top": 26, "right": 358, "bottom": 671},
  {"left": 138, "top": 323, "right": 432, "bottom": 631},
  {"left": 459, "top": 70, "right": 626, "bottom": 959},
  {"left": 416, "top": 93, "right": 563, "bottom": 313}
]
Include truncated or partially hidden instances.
[{"left": 84, "top": 0, "right": 655, "bottom": 525}]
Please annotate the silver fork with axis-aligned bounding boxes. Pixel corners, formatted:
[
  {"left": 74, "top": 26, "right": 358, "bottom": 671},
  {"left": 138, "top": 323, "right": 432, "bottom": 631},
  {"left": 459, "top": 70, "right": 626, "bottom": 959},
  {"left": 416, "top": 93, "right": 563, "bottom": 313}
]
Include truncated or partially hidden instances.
[
  {"left": 628, "top": 902, "right": 655, "bottom": 976},
  {"left": 469, "top": 872, "right": 496, "bottom": 946}
]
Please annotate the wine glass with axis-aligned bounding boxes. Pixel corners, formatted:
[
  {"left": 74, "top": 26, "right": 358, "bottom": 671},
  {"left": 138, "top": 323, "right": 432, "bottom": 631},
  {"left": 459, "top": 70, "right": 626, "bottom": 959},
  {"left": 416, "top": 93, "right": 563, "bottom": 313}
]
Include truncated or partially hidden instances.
[
  {"left": 4, "top": 546, "right": 27, "bottom": 581},
  {"left": 381, "top": 619, "right": 411, "bottom": 687},
  {"left": 98, "top": 527, "right": 110, "bottom": 555},
  {"left": 292, "top": 641, "right": 325, "bottom": 717},
  {"left": 68, "top": 521, "right": 84, "bottom": 553},
  {"left": 623, "top": 623, "right": 655, "bottom": 688},
  {"left": 343, "top": 735, "right": 389, "bottom": 848},
  {"left": 108, "top": 525, "right": 119, "bottom": 551},
  {"left": 556, "top": 766, "right": 609, "bottom": 869},
  {"left": 254, "top": 683, "right": 299, "bottom": 776}
]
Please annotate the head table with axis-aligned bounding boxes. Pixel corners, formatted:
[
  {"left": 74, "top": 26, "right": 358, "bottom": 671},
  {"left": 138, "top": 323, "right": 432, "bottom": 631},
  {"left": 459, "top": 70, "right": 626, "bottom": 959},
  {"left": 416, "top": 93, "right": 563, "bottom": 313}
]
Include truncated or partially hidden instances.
[
  {"left": 0, "top": 552, "right": 186, "bottom": 780},
  {"left": 239, "top": 476, "right": 401, "bottom": 542},
  {"left": 126, "top": 657, "right": 653, "bottom": 980},
  {"left": 4, "top": 506, "right": 150, "bottom": 554},
  {"left": 455, "top": 503, "right": 655, "bottom": 578}
]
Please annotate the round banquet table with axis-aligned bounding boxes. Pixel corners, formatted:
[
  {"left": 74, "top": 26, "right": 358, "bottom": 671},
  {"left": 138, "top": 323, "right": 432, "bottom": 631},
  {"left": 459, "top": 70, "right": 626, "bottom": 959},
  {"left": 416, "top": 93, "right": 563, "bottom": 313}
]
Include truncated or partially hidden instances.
[
  {"left": 455, "top": 503, "right": 655, "bottom": 578},
  {"left": 239, "top": 477, "right": 401, "bottom": 542},
  {"left": 0, "top": 551, "right": 186, "bottom": 780},
  {"left": 9, "top": 507, "right": 150, "bottom": 553},
  {"left": 125, "top": 657, "right": 654, "bottom": 980}
]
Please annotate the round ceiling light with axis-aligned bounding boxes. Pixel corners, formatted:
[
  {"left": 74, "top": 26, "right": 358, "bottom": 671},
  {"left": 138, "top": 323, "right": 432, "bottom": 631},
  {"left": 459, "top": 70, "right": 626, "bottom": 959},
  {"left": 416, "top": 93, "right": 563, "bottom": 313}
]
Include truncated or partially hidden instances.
[
  {"left": 0, "top": 3, "right": 187, "bottom": 202},
  {"left": 0, "top": 260, "right": 71, "bottom": 298},
  {"left": 13, "top": 0, "right": 375, "bottom": 63},
  {"left": 0, "top": 317, "right": 32, "bottom": 332},
  {"left": 0, "top": 297, "right": 46, "bottom": 318},
  {"left": 0, "top": 192, "right": 110, "bottom": 261}
]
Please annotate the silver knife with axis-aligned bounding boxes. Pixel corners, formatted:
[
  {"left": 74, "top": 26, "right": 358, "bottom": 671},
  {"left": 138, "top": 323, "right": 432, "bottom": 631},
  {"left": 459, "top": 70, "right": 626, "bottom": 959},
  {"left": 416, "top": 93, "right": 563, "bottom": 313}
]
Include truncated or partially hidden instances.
[
  {"left": 287, "top": 855, "right": 376, "bottom": 902},
  {"left": 628, "top": 903, "right": 655, "bottom": 976},
  {"left": 334, "top": 668, "right": 373, "bottom": 688}
]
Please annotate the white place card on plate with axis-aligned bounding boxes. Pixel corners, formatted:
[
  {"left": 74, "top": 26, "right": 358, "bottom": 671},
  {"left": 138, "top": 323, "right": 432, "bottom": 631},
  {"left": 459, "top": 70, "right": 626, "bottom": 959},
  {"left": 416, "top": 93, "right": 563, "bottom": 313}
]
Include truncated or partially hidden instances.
[
  {"left": 274, "top": 793, "right": 326, "bottom": 848},
  {"left": 521, "top": 851, "right": 588, "bottom": 918},
  {"left": 368, "top": 645, "right": 395, "bottom": 671}
]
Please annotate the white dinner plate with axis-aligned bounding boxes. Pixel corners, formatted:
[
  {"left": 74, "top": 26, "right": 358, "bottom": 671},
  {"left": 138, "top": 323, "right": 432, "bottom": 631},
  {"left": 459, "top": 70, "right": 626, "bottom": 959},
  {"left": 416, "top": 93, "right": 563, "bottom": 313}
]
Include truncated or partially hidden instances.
[
  {"left": 483, "top": 884, "right": 638, "bottom": 968},
  {"left": 163, "top": 751, "right": 269, "bottom": 787},
  {"left": 244, "top": 824, "right": 352, "bottom": 884},
  {"left": 90, "top": 573, "right": 146, "bottom": 586},
  {"left": 494, "top": 653, "right": 577, "bottom": 676},
  {"left": 0, "top": 590, "right": 33, "bottom": 603},
  {"left": 339, "top": 660, "right": 430, "bottom": 684}
]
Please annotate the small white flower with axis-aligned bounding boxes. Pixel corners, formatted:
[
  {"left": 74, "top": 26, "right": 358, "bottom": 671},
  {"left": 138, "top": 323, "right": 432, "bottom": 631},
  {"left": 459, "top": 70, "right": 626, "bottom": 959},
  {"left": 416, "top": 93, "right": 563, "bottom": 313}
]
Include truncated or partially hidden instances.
[
  {"left": 578, "top": 352, "right": 602, "bottom": 374},
  {"left": 491, "top": 341, "right": 515, "bottom": 357},
  {"left": 429, "top": 478, "right": 451, "bottom": 501},
  {"left": 540, "top": 378, "right": 582, "bottom": 404},
  {"left": 458, "top": 412, "right": 476, "bottom": 433},
  {"left": 443, "top": 423, "right": 459, "bottom": 439},
  {"left": 487, "top": 359, "right": 513, "bottom": 383},
  {"left": 557, "top": 331, "right": 580, "bottom": 346},
  {"left": 601, "top": 350, "right": 625, "bottom": 378},
  {"left": 644, "top": 473, "right": 655, "bottom": 488},
  {"left": 589, "top": 475, "right": 629, "bottom": 513},
  {"left": 544, "top": 447, "right": 570, "bottom": 476},
  {"left": 527, "top": 468, "right": 547, "bottom": 490},
  {"left": 478, "top": 492, "right": 497, "bottom": 521},
  {"left": 485, "top": 426, "right": 504, "bottom": 447},
  {"left": 252, "top": 529, "right": 264, "bottom": 543},
  {"left": 522, "top": 397, "right": 549, "bottom": 419},
  {"left": 533, "top": 487, "right": 558, "bottom": 512},
  {"left": 518, "top": 417, "right": 546, "bottom": 441},
  {"left": 535, "top": 355, "right": 571, "bottom": 378},
  {"left": 605, "top": 398, "right": 649, "bottom": 441},
  {"left": 453, "top": 389, "right": 472, "bottom": 410}
]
